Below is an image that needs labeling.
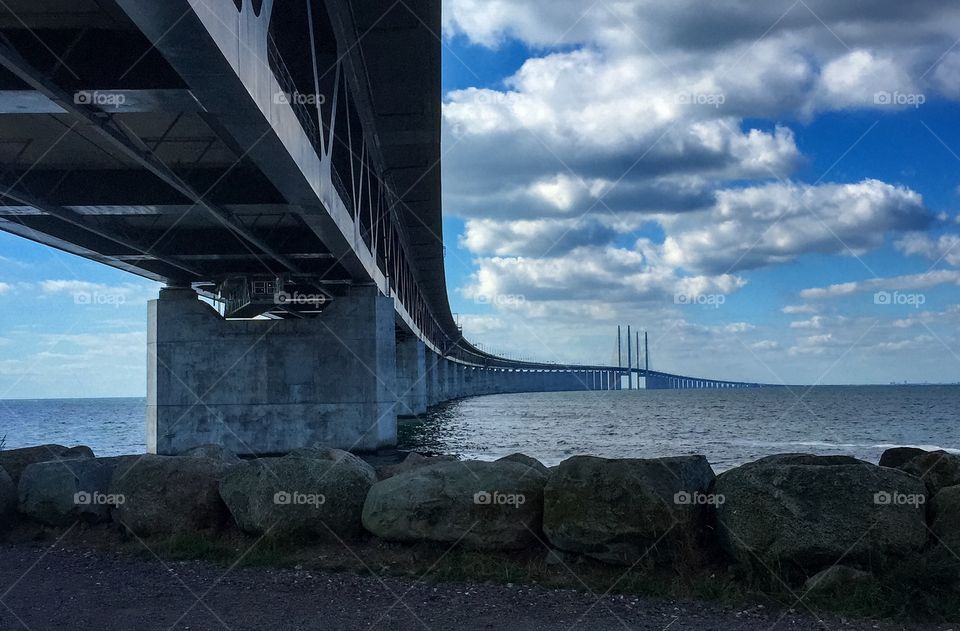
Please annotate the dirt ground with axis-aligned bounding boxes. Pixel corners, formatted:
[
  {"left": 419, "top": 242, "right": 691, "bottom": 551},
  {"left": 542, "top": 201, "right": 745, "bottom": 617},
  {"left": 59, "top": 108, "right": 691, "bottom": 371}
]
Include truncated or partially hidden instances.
[{"left": 0, "top": 542, "right": 943, "bottom": 631}]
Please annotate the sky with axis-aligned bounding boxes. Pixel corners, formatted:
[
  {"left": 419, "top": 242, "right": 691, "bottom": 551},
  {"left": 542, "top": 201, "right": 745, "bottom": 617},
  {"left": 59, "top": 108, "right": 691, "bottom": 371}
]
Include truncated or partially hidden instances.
[{"left": 2, "top": 0, "right": 960, "bottom": 397}]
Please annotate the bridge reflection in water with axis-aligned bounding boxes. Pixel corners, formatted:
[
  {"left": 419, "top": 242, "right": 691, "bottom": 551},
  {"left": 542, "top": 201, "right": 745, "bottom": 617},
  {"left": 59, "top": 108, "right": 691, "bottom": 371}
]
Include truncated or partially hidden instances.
[{"left": 0, "top": 0, "right": 769, "bottom": 456}]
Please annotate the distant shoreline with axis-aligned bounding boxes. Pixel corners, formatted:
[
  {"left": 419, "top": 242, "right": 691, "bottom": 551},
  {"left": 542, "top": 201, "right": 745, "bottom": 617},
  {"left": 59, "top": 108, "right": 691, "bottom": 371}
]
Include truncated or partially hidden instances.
[{"left": 3, "top": 382, "right": 960, "bottom": 401}]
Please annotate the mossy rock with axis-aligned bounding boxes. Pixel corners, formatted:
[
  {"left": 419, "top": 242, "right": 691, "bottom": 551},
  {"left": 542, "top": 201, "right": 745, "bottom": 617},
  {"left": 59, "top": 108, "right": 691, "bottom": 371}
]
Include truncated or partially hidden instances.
[
  {"left": 220, "top": 453, "right": 375, "bottom": 540},
  {"left": 716, "top": 453, "right": 927, "bottom": 579},
  {"left": 542, "top": 455, "right": 717, "bottom": 565},
  {"left": 363, "top": 460, "right": 546, "bottom": 550}
]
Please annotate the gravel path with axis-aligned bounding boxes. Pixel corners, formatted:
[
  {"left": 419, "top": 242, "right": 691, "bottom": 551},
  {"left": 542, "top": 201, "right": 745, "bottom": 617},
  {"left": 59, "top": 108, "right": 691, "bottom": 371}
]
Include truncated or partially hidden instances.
[{"left": 0, "top": 544, "right": 938, "bottom": 630}]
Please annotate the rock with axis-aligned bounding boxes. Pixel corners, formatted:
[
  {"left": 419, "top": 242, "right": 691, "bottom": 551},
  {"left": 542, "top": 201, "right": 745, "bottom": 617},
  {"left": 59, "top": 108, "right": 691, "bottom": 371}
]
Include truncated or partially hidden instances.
[
  {"left": 542, "top": 455, "right": 716, "bottom": 565},
  {"left": 0, "top": 445, "right": 95, "bottom": 487},
  {"left": 879, "top": 447, "right": 927, "bottom": 469},
  {"left": 375, "top": 452, "right": 457, "bottom": 480},
  {"left": 497, "top": 453, "right": 549, "bottom": 475},
  {"left": 803, "top": 565, "right": 874, "bottom": 594},
  {"left": 109, "top": 455, "right": 230, "bottom": 536},
  {"left": 362, "top": 460, "right": 546, "bottom": 550},
  {"left": 898, "top": 451, "right": 960, "bottom": 496},
  {"left": 716, "top": 454, "right": 927, "bottom": 577},
  {"left": 0, "top": 466, "right": 16, "bottom": 529},
  {"left": 544, "top": 548, "right": 578, "bottom": 566},
  {"left": 178, "top": 444, "right": 241, "bottom": 464},
  {"left": 930, "top": 484, "right": 960, "bottom": 551},
  {"left": 220, "top": 452, "right": 375, "bottom": 539},
  {"left": 294, "top": 446, "right": 377, "bottom": 479},
  {"left": 18, "top": 458, "right": 123, "bottom": 526}
]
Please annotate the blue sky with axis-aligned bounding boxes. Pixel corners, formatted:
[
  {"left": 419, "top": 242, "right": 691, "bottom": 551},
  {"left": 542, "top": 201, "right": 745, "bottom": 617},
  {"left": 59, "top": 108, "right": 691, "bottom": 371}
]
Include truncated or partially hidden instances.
[{"left": 3, "top": 0, "right": 960, "bottom": 397}]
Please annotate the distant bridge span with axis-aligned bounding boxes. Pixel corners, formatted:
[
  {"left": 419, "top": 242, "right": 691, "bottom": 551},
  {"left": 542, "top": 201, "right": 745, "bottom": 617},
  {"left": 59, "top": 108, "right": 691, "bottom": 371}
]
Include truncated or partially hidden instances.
[{"left": 0, "top": 0, "right": 769, "bottom": 455}]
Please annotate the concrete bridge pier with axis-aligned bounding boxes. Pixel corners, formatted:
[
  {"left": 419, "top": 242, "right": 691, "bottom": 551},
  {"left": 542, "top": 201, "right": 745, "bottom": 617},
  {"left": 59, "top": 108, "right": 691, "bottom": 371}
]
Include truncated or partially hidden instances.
[
  {"left": 148, "top": 285, "right": 397, "bottom": 456},
  {"left": 426, "top": 353, "right": 442, "bottom": 406},
  {"left": 395, "top": 337, "right": 428, "bottom": 417}
]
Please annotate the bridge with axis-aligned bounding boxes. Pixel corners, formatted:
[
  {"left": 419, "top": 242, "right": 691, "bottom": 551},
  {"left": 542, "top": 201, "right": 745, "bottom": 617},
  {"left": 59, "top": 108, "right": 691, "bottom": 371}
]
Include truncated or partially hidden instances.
[{"left": 0, "top": 0, "right": 767, "bottom": 455}]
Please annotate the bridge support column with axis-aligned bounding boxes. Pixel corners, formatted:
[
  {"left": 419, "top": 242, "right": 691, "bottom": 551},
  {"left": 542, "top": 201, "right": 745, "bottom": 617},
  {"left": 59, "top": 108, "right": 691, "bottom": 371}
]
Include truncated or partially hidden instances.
[
  {"left": 464, "top": 367, "right": 477, "bottom": 397},
  {"left": 425, "top": 351, "right": 442, "bottom": 406},
  {"left": 147, "top": 285, "right": 397, "bottom": 456},
  {"left": 395, "top": 337, "right": 427, "bottom": 417},
  {"left": 446, "top": 361, "right": 460, "bottom": 400}
]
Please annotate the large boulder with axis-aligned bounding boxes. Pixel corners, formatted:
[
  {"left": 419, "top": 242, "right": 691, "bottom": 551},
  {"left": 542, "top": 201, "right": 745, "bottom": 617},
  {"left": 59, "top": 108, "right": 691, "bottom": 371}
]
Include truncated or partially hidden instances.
[
  {"left": 18, "top": 458, "right": 125, "bottom": 526},
  {"left": 497, "top": 453, "right": 549, "bottom": 476},
  {"left": 542, "top": 455, "right": 717, "bottom": 565},
  {"left": 220, "top": 452, "right": 375, "bottom": 539},
  {"left": 897, "top": 451, "right": 960, "bottom": 496},
  {"left": 0, "top": 466, "right": 16, "bottom": 529},
  {"left": 802, "top": 565, "right": 874, "bottom": 594},
  {"left": 294, "top": 447, "right": 377, "bottom": 479},
  {"left": 363, "top": 460, "right": 546, "bottom": 550},
  {"left": 178, "top": 444, "right": 241, "bottom": 465},
  {"left": 930, "top": 484, "right": 960, "bottom": 551},
  {"left": 716, "top": 454, "right": 927, "bottom": 576},
  {"left": 109, "top": 455, "right": 230, "bottom": 536},
  {"left": 0, "top": 445, "right": 94, "bottom": 487},
  {"left": 375, "top": 452, "right": 457, "bottom": 480},
  {"left": 879, "top": 447, "right": 927, "bottom": 469}
]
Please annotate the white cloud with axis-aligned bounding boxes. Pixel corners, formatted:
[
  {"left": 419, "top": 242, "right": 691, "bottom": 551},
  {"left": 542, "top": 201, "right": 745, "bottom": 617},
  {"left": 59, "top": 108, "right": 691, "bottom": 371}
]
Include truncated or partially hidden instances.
[
  {"left": 800, "top": 270, "right": 960, "bottom": 300},
  {"left": 783, "top": 304, "right": 819, "bottom": 315},
  {"left": 895, "top": 232, "right": 960, "bottom": 267},
  {"left": 659, "top": 179, "right": 929, "bottom": 274},
  {"left": 461, "top": 245, "right": 746, "bottom": 308},
  {"left": 0, "top": 282, "right": 11, "bottom": 295},
  {"left": 460, "top": 217, "right": 617, "bottom": 256}
]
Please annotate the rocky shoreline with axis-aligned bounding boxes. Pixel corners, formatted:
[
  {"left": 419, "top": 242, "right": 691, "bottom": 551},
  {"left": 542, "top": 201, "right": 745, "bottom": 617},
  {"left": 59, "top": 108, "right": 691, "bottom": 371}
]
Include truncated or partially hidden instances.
[{"left": 2, "top": 443, "right": 960, "bottom": 623}]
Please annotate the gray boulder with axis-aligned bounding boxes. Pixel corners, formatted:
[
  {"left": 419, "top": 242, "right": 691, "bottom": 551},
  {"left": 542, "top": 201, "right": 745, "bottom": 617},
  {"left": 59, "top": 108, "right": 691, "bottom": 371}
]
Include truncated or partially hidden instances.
[
  {"left": 363, "top": 460, "right": 546, "bottom": 550},
  {"left": 109, "top": 455, "right": 230, "bottom": 536},
  {"left": 930, "top": 484, "right": 960, "bottom": 551},
  {"left": 716, "top": 454, "right": 927, "bottom": 576},
  {"left": 375, "top": 452, "right": 457, "bottom": 480},
  {"left": 294, "top": 446, "right": 377, "bottom": 479},
  {"left": 497, "top": 453, "right": 549, "bottom": 476},
  {"left": 178, "top": 444, "right": 241, "bottom": 464},
  {"left": 898, "top": 451, "right": 960, "bottom": 496},
  {"left": 803, "top": 565, "right": 874, "bottom": 594},
  {"left": 542, "top": 455, "right": 716, "bottom": 565},
  {"left": 879, "top": 447, "right": 927, "bottom": 469},
  {"left": 0, "top": 445, "right": 95, "bottom": 487},
  {"left": 220, "top": 452, "right": 375, "bottom": 539},
  {"left": 0, "top": 466, "right": 16, "bottom": 529},
  {"left": 18, "top": 458, "right": 122, "bottom": 526}
]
